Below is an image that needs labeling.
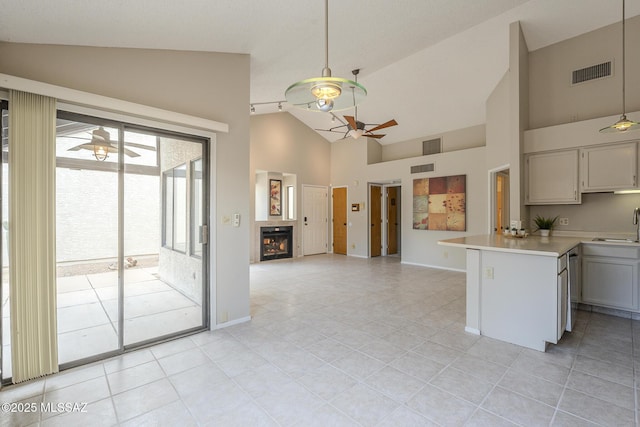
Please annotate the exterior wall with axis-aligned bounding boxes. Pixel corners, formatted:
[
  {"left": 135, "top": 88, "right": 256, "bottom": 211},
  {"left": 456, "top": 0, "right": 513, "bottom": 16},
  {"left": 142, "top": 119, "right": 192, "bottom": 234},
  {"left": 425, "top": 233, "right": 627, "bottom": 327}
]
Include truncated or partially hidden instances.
[
  {"left": 0, "top": 42, "right": 251, "bottom": 326},
  {"left": 249, "top": 112, "right": 331, "bottom": 262}
]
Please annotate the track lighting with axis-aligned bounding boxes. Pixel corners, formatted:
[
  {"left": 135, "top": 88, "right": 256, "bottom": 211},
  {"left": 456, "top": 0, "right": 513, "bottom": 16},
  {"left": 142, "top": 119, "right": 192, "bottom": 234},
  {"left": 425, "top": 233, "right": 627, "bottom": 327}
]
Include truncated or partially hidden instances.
[{"left": 248, "top": 100, "right": 287, "bottom": 114}]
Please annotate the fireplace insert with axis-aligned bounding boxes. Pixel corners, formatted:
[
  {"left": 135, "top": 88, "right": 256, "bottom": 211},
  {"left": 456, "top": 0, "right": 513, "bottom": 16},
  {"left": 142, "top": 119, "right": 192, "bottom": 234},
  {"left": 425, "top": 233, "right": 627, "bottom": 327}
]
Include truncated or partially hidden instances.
[{"left": 260, "top": 226, "right": 293, "bottom": 261}]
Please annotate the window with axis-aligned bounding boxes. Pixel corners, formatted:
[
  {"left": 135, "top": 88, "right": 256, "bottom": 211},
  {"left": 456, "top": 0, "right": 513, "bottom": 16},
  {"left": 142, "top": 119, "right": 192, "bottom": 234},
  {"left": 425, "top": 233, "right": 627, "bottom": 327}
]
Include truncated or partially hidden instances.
[
  {"left": 163, "top": 163, "right": 187, "bottom": 253},
  {"left": 191, "top": 158, "right": 203, "bottom": 258}
]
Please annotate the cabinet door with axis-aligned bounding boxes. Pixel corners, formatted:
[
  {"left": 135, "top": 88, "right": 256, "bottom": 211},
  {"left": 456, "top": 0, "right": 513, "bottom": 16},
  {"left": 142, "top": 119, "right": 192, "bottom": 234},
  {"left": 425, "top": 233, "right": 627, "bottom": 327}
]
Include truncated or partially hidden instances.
[
  {"left": 582, "top": 256, "right": 639, "bottom": 311},
  {"left": 525, "top": 150, "right": 580, "bottom": 205},
  {"left": 581, "top": 142, "right": 637, "bottom": 192}
]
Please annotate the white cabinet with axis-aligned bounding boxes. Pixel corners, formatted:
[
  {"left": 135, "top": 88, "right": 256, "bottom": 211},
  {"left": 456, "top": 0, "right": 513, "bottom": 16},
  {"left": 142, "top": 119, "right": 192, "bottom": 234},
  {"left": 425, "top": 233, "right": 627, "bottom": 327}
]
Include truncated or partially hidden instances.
[
  {"left": 581, "top": 142, "right": 638, "bottom": 192},
  {"left": 557, "top": 268, "right": 568, "bottom": 340},
  {"left": 582, "top": 244, "right": 640, "bottom": 312},
  {"left": 525, "top": 150, "right": 580, "bottom": 205}
]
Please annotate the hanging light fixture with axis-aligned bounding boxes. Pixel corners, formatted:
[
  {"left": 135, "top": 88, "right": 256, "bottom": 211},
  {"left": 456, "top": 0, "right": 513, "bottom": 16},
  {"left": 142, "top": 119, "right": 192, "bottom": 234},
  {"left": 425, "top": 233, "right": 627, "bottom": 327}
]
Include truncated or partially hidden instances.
[
  {"left": 600, "top": 0, "right": 640, "bottom": 133},
  {"left": 285, "top": 0, "right": 366, "bottom": 112},
  {"left": 91, "top": 127, "right": 112, "bottom": 161}
]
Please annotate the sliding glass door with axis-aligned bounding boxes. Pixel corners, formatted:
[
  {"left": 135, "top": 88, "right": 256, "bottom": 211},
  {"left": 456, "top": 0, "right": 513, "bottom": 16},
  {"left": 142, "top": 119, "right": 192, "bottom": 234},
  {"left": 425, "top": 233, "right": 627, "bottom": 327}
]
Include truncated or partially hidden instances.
[{"left": 53, "top": 112, "right": 208, "bottom": 368}]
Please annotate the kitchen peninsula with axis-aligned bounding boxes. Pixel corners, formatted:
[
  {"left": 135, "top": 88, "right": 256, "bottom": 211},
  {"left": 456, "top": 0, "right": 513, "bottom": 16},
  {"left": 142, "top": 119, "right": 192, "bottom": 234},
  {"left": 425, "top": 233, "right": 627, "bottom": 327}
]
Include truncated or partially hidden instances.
[{"left": 439, "top": 234, "right": 582, "bottom": 351}]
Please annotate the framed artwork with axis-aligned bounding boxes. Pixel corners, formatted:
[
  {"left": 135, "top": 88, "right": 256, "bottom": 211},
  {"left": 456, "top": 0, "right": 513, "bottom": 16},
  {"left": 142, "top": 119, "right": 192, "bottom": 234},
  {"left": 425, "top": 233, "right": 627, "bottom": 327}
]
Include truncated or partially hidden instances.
[
  {"left": 413, "top": 174, "right": 466, "bottom": 231},
  {"left": 270, "top": 179, "right": 282, "bottom": 216}
]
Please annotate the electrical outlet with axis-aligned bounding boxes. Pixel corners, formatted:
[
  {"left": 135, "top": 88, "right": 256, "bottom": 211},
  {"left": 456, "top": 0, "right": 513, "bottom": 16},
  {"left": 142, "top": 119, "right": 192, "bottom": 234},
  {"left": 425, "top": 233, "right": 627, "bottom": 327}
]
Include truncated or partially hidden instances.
[
  {"left": 559, "top": 217, "right": 569, "bottom": 226},
  {"left": 483, "top": 267, "right": 494, "bottom": 279}
]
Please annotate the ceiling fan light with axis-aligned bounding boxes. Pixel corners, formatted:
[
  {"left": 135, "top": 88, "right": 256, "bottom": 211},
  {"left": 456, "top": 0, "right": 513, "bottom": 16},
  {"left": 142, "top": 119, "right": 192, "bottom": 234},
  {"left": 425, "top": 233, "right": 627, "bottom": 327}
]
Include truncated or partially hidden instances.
[
  {"left": 93, "top": 144, "right": 109, "bottom": 161},
  {"left": 349, "top": 129, "right": 365, "bottom": 139}
]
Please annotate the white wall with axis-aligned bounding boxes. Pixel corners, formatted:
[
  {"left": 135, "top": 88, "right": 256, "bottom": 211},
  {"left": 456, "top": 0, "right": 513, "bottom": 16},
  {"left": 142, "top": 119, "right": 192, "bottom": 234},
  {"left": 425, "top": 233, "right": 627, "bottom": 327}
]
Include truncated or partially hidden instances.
[
  {"left": 331, "top": 133, "right": 487, "bottom": 269},
  {"left": 0, "top": 42, "right": 251, "bottom": 326}
]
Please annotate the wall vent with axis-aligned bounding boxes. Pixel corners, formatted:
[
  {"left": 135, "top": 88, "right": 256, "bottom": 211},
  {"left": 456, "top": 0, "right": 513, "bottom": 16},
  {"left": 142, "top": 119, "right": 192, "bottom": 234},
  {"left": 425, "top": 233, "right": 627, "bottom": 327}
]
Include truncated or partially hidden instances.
[
  {"left": 410, "top": 163, "right": 435, "bottom": 174},
  {"left": 571, "top": 61, "right": 612, "bottom": 85},
  {"left": 422, "top": 138, "right": 442, "bottom": 155}
]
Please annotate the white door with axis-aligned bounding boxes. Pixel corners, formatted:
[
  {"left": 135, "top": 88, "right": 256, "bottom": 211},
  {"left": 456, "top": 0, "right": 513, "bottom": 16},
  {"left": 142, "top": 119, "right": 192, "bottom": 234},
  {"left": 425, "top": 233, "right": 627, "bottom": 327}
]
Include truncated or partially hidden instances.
[{"left": 303, "top": 185, "right": 328, "bottom": 255}]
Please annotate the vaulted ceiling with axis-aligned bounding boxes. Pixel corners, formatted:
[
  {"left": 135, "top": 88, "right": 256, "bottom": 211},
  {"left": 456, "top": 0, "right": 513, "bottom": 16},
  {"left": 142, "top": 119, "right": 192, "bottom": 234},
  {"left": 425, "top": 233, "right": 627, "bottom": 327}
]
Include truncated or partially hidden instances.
[{"left": 1, "top": 0, "right": 637, "bottom": 144}]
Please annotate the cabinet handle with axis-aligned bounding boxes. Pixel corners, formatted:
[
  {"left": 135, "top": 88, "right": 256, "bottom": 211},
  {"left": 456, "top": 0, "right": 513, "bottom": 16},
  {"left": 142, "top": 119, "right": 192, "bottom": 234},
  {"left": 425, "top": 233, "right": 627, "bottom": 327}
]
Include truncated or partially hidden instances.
[{"left": 574, "top": 189, "right": 577, "bottom": 200}]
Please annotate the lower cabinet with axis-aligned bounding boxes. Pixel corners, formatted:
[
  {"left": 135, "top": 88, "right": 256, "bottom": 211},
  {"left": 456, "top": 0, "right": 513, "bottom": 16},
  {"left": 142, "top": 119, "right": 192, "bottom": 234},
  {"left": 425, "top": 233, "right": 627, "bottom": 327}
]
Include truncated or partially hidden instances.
[{"left": 582, "top": 245, "right": 640, "bottom": 312}]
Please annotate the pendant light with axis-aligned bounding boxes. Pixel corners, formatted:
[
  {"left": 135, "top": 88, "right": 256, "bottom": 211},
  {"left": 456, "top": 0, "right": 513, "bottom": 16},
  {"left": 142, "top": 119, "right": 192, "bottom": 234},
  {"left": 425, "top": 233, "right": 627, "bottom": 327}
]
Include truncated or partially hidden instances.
[
  {"left": 600, "top": 0, "right": 640, "bottom": 133},
  {"left": 285, "top": 0, "right": 366, "bottom": 112}
]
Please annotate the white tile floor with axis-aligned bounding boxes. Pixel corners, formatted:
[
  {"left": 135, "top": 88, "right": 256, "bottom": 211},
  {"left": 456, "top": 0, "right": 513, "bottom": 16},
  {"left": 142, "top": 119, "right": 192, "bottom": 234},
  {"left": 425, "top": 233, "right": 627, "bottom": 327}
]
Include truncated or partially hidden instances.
[{"left": 0, "top": 254, "right": 639, "bottom": 426}]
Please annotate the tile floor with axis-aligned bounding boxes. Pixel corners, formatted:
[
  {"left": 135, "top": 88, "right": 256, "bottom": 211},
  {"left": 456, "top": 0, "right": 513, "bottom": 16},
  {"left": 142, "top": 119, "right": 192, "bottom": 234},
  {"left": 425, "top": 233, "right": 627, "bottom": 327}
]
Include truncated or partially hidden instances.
[
  {"left": 2, "top": 266, "right": 202, "bottom": 377},
  {"left": 0, "top": 254, "right": 639, "bottom": 426}
]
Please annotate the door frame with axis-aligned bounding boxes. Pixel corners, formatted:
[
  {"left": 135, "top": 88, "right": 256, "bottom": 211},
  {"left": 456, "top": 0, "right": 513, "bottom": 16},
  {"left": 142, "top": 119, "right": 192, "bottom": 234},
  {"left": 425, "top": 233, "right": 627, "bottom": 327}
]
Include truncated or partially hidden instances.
[
  {"left": 302, "top": 184, "right": 329, "bottom": 256},
  {"left": 331, "top": 185, "right": 348, "bottom": 254}
]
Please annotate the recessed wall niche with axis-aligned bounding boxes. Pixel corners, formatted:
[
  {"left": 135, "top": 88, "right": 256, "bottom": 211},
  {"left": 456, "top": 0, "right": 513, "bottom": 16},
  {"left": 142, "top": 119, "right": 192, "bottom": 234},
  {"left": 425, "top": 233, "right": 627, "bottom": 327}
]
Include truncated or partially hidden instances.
[{"left": 255, "top": 171, "right": 296, "bottom": 221}]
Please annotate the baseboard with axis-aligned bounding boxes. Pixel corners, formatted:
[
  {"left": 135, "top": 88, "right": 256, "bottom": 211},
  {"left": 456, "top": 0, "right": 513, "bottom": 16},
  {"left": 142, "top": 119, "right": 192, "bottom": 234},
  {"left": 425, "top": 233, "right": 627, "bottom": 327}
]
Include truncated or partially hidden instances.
[
  {"left": 213, "top": 315, "right": 251, "bottom": 329},
  {"left": 401, "top": 260, "right": 466, "bottom": 273},
  {"left": 348, "top": 254, "right": 368, "bottom": 259},
  {"left": 465, "top": 326, "right": 480, "bottom": 335}
]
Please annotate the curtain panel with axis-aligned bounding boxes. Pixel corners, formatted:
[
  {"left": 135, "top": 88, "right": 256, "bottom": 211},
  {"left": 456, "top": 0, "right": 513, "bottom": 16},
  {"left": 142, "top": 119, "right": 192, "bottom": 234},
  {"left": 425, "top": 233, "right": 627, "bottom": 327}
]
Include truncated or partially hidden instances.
[{"left": 9, "top": 90, "right": 58, "bottom": 383}]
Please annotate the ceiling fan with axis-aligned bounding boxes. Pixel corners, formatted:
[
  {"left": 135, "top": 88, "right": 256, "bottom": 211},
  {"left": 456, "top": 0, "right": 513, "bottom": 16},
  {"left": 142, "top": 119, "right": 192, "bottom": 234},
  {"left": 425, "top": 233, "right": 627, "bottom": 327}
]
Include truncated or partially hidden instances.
[
  {"left": 65, "top": 126, "right": 156, "bottom": 161},
  {"left": 316, "top": 69, "right": 398, "bottom": 140}
]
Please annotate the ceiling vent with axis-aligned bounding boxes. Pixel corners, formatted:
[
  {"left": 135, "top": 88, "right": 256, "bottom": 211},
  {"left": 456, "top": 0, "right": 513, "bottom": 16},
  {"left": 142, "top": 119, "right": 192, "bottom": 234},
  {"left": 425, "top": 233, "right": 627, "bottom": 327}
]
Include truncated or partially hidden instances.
[
  {"left": 410, "top": 163, "right": 435, "bottom": 174},
  {"left": 422, "top": 138, "right": 442, "bottom": 155},
  {"left": 571, "top": 61, "right": 612, "bottom": 85}
]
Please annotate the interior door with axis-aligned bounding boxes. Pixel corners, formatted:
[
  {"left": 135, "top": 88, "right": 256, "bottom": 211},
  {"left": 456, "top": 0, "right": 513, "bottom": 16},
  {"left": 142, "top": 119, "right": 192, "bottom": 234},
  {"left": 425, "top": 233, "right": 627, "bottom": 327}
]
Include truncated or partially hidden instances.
[
  {"left": 387, "top": 186, "right": 399, "bottom": 255},
  {"left": 370, "top": 185, "right": 382, "bottom": 257},
  {"left": 332, "top": 187, "right": 347, "bottom": 255},
  {"left": 303, "top": 186, "right": 328, "bottom": 255}
]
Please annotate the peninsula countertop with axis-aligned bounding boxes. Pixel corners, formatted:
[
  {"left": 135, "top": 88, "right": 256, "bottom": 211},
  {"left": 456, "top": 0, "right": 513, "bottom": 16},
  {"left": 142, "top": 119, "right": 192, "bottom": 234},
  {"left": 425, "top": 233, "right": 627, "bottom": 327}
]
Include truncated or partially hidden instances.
[{"left": 438, "top": 234, "right": 583, "bottom": 257}]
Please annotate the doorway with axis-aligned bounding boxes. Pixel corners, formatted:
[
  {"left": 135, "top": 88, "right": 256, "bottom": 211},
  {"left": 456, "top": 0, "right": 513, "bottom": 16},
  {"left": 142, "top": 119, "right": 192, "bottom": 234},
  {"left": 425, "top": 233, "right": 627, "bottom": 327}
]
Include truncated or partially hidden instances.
[
  {"left": 303, "top": 185, "right": 328, "bottom": 255},
  {"left": 491, "top": 168, "right": 510, "bottom": 234},
  {"left": 332, "top": 186, "right": 347, "bottom": 255},
  {"left": 370, "top": 184, "right": 382, "bottom": 257},
  {"left": 386, "top": 186, "right": 401, "bottom": 255}
]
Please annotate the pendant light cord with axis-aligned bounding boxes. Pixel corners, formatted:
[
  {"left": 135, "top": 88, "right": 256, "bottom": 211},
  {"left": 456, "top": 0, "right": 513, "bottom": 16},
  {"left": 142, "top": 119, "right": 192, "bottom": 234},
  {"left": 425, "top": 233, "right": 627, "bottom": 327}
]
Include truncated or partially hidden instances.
[
  {"left": 622, "top": 0, "right": 626, "bottom": 116},
  {"left": 324, "top": 0, "right": 329, "bottom": 71}
]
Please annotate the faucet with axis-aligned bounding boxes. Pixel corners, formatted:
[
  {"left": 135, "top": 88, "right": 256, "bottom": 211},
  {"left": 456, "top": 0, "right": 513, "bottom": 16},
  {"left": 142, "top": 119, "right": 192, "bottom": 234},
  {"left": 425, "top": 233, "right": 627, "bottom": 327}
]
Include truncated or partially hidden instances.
[{"left": 634, "top": 207, "right": 640, "bottom": 241}]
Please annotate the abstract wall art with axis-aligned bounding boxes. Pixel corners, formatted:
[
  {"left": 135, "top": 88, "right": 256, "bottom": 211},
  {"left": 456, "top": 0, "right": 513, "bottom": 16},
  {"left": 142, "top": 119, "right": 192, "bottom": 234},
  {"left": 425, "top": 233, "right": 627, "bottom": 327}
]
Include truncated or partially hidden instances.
[{"left": 413, "top": 174, "right": 466, "bottom": 231}]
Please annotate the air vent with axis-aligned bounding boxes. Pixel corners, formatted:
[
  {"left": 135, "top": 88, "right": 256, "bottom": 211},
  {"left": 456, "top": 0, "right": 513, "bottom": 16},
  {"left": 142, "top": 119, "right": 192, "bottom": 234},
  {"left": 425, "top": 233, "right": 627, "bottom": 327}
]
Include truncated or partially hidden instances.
[
  {"left": 422, "top": 138, "right": 442, "bottom": 155},
  {"left": 411, "top": 163, "right": 435, "bottom": 174},
  {"left": 571, "top": 61, "right": 611, "bottom": 85}
]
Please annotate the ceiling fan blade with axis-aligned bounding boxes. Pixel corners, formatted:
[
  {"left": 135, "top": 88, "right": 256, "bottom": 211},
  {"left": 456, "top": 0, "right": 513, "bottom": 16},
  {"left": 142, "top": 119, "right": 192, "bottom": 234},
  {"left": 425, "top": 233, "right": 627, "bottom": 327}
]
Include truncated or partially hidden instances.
[
  {"left": 344, "top": 115, "right": 358, "bottom": 131},
  {"left": 67, "top": 143, "right": 91, "bottom": 151},
  {"left": 367, "top": 134, "right": 386, "bottom": 139},
  {"left": 123, "top": 147, "right": 141, "bottom": 157},
  {"left": 123, "top": 142, "right": 156, "bottom": 151},
  {"left": 367, "top": 119, "right": 398, "bottom": 133}
]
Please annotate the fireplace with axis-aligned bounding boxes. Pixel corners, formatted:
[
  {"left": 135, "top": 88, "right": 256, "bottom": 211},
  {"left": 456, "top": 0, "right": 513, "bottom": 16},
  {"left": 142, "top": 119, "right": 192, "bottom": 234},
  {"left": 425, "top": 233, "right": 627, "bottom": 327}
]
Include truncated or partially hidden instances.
[{"left": 260, "top": 226, "right": 293, "bottom": 261}]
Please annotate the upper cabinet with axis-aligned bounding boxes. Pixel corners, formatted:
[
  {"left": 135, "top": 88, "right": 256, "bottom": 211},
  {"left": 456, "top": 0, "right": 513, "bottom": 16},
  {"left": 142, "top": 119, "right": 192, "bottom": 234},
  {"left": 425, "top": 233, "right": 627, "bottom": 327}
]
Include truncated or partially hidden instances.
[
  {"left": 580, "top": 142, "right": 638, "bottom": 192},
  {"left": 525, "top": 149, "right": 580, "bottom": 205}
]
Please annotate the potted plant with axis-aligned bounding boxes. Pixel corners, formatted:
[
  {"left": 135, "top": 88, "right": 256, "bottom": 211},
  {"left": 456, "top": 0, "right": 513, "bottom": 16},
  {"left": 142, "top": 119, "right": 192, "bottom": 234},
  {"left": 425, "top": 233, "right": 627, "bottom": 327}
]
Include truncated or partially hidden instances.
[{"left": 533, "top": 215, "right": 558, "bottom": 237}]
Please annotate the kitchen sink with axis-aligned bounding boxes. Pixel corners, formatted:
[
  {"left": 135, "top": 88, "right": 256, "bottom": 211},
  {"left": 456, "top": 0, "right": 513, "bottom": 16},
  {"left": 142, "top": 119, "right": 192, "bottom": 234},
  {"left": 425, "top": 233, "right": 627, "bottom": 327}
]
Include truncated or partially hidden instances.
[{"left": 592, "top": 237, "right": 639, "bottom": 243}]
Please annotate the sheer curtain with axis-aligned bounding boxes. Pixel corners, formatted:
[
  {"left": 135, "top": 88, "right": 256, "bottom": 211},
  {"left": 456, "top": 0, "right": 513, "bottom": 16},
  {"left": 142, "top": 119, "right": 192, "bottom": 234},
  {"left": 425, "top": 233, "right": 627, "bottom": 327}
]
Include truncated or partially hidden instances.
[{"left": 9, "top": 90, "right": 58, "bottom": 383}]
